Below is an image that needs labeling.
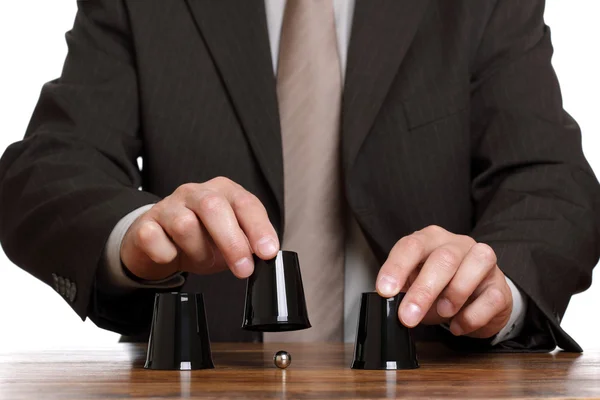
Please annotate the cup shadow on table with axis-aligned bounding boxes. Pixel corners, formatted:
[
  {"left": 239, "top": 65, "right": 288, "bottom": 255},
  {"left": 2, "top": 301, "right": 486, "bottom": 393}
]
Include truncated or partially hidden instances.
[
  {"left": 128, "top": 344, "right": 280, "bottom": 370},
  {"left": 127, "top": 341, "right": 583, "bottom": 373}
]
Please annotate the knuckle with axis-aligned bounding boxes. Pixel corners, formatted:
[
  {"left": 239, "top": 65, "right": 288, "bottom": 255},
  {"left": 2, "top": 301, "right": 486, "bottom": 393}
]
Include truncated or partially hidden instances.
[
  {"left": 171, "top": 214, "right": 197, "bottom": 237},
  {"left": 444, "top": 285, "right": 471, "bottom": 304},
  {"left": 231, "top": 192, "right": 258, "bottom": 211},
  {"left": 210, "top": 176, "right": 233, "bottom": 187},
  {"left": 422, "top": 224, "right": 446, "bottom": 237},
  {"left": 149, "top": 201, "right": 166, "bottom": 216},
  {"left": 486, "top": 287, "right": 506, "bottom": 309},
  {"left": 457, "top": 234, "right": 476, "bottom": 246},
  {"left": 198, "top": 192, "right": 225, "bottom": 215},
  {"left": 400, "top": 235, "right": 425, "bottom": 256},
  {"left": 410, "top": 284, "right": 436, "bottom": 305},
  {"left": 176, "top": 183, "right": 196, "bottom": 197},
  {"left": 136, "top": 222, "right": 159, "bottom": 247},
  {"left": 472, "top": 243, "right": 497, "bottom": 265},
  {"left": 433, "top": 247, "right": 461, "bottom": 270}
]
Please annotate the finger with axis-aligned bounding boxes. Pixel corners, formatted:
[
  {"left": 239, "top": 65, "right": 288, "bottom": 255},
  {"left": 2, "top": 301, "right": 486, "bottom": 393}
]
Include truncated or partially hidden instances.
[
  {"left": 225, "top": 188, "right": 279, "bottom": 260},
  {"left": 464, "top": 314, "right": 511, "bottom": 339},
  {"left": 449, "top": 286, "right": 509, "bottom": 337},
  {"left": 420, "top": 304, "right": 450, "bottom": 326},
  {"left": 436, "top": 243, "right": 497, "bottom": 318},
  {"left": 400, "top": 268, "right": 419, "bottom": 292},
  {"left": 376, "top": 226, "right": 450, "bottom": 298},
  {"left": 186, "top": 189, "right": 254, "bottom": 278},
  {"left": 399, "top": 244, "right": 463, "bottom": 327},
  {"left": 155, "top": 206, "right": 215, "bottom": 269},
  {"left": 134, "top": 219, "right": 178, "bottom": 264},
  {"left": 182, "top": 233, "right": 229, "bottom": 275}
]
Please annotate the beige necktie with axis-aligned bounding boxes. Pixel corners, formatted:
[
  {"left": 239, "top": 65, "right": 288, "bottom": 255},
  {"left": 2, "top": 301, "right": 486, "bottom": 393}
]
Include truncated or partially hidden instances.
[{"left": 264, "top": 0, "right": 345, "bottom": 342}]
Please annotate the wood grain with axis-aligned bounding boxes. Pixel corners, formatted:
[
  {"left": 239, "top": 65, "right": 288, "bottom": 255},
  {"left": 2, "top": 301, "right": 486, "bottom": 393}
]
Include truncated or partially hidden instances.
[{"left": 0, "top": 343, "right": 598, "bottom": 399}]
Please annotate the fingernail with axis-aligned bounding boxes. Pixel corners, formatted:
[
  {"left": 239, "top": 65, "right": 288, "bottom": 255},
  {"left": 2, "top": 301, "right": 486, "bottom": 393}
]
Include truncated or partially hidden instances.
[
  {"left": 437, "top": 298, "right": 454, "bottom": 317},
  {"left": 450, "top": 321, "right": 464, "bottom": 336},
  {"left": 257, "top": 237, "right": 278, "bottom": 257},
  {"left": 401, "top": 303, "right": 422, "bottom": 327},
  {"left": 234, "top": 257, "right": 253, "bottom": 277},
  {"left": 377, "top": 275, "right": 399, "bottom": 297}
]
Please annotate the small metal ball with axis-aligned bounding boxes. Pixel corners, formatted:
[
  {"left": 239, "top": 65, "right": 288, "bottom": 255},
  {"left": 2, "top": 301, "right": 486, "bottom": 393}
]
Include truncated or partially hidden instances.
[{"left": 273, "top": 350, "right": 291, "bottom": 369}]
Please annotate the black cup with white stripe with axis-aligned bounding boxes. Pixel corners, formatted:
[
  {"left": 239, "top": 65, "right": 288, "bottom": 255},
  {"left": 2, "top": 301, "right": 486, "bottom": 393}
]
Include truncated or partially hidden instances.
[
  {"left": 351, "top": 292, "right": 419, "bottom": 370},
  {"left": 144, "top": 292, "right": 214, "bottom": 370},
  {"left": 242, "top": 250, "right": 312, "bottom": 332}
]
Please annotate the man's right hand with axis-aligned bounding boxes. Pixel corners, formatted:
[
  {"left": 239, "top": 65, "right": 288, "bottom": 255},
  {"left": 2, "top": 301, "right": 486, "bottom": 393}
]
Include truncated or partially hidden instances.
[{"left": 120, "top": 177, "right": 280, "bottom": 281}]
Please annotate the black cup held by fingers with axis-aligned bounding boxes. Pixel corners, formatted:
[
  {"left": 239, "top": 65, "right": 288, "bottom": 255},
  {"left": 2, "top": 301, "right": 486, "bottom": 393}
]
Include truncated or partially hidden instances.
[
  {"left": 144, "top": 292, "right": 215, "bottom": 370},
  {"left": 351, "top": 292, "right": 419, "bottom": 370},
  {"left": 242, "top": 250, "right": 312, "bottom": 332}
]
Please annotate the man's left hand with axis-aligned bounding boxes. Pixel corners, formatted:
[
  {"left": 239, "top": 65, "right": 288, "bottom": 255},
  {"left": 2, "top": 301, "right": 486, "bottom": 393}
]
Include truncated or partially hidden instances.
[{"left": 376, "top": 225, "right": 513, "bottom": 339}]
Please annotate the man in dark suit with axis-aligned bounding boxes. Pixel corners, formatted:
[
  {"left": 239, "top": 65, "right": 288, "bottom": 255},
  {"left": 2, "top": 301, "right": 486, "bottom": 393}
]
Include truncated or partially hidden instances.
[{"left": 0, "top": 0, "right": 598, "bottom": 351}]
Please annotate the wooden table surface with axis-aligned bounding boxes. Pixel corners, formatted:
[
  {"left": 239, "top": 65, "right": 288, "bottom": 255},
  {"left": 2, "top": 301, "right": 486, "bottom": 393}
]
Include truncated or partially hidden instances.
[{"left": 0, "top": 342, "right": 599, "bottom": 399}]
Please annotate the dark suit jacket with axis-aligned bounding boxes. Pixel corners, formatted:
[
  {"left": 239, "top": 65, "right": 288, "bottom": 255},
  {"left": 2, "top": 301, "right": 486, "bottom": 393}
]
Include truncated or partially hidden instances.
[{"left": 1, "top": 0, "right": 598, "bottom": 352}]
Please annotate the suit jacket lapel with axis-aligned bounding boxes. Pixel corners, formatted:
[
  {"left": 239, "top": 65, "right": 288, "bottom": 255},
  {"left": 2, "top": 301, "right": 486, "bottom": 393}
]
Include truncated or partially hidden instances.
[
  {"left": 184, "top": 0, "right": 284, "bottom": 216},
  {"left": 342, "top": 0, "right": 431, "bottom": 174}
]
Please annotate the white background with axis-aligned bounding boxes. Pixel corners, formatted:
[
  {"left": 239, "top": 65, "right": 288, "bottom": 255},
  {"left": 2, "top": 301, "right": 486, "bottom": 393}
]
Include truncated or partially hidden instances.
[{"left": 0, "top": 1, "right": 598, "bottom": 351}]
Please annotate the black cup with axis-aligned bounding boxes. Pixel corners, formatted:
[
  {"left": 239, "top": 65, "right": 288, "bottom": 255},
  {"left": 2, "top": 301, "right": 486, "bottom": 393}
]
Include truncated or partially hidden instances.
[
  {"left": 242, "top": 250, "right": 311, "bottom": 332},
  {"left": 351, "top": 292, "right": 419, "bottom": 370},
  {"left": 144, "top": 292, "right": 214, "bottom": 370}
]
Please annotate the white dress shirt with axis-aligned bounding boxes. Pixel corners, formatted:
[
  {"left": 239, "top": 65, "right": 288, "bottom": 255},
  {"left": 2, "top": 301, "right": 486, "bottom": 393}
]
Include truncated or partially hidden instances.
[{"left": 102, "top": 0, "right": 526, "bottom": 345}]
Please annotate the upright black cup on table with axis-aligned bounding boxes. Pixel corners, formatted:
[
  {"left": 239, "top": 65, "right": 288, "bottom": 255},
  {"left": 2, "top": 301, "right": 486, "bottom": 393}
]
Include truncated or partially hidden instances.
[
  {"left": 351, "top": 292, "right": 419, "bottom": 370},
  {"left": 144, "top": 292, "right": 214, "bottom": 370},
  {"left": 242, "top": 250, "right": 312, "bottom": 332}
]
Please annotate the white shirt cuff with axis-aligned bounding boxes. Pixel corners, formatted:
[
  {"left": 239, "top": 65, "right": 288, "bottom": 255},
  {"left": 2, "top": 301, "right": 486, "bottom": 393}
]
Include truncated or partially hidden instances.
[
  {"left": 98, "top": 204, "right": 185, "bottom": 294},
  {"left": 490, "top": 276, "right": 527, "bottom": 345}
]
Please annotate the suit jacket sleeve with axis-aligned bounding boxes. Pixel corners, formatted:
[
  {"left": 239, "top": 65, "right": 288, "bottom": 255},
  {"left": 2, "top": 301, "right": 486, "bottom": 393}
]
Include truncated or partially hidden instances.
[
  {"left": 0, "top": 1, "right": 163, "bottom": 335},
  {"left": 467, "top": 0, "right": 600, "bottom": 351}
]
